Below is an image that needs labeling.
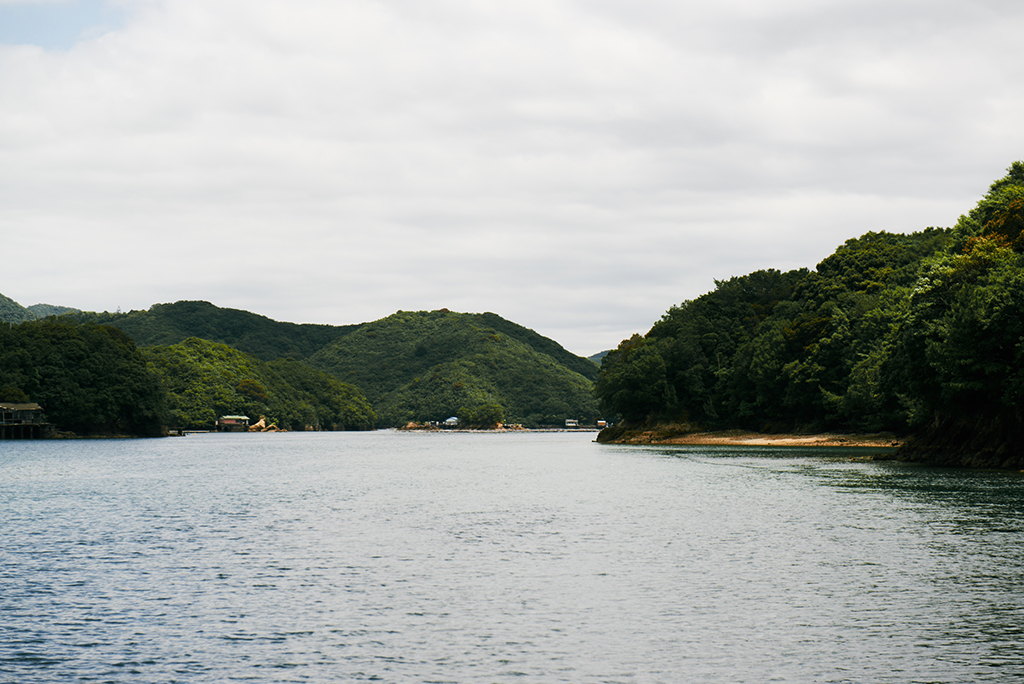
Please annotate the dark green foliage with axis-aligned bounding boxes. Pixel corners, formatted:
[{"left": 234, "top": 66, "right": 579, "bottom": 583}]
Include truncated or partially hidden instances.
[
  {"left": 66, "top": 300, "right": 360, "bottom": 361},
  {"left": 886, "top": 260, "right": 1024, "bottom": 465},
  {"left": 144, "top": 338, "right": 375, "bottom": 431},
  {"left": 458, "top": 402, "right": 506, "bottom": 428},
  {"left": 0, "top": 386, "right": 31, "bottom": 402},
  {"left": 0, "top": 320, "right": 168, "bottom": 435},
  {"left": 884, "top": 262, "right": 1024, "bottom": 469},
  {"left": 6, "top": 297, "right": 593, "bottom": 433},
  {"left": 598, "top": 162, "right": 1024, "bottom": 466},
  {"left": 598, "top": 230, "right": 951, "bottom": 432},
  {"left": 267, "top": 357, "right": 377, "bottom": 431},
  {"left": 947, "top": 161, "right": 1024, "bottom": 253},
  {"left": 595, "top": 335, "right": 673, "bottom": 423},
  {"left": 883, "top": 173, "right": 1024, "bottom": 465},
  {"left": 308, "top": 310, "right": 598, "bottom": 427},
  {"left": 475, "top": 312, "right": 599, "bottom": 381},
  {"left": 600, "top": 268, "right": 807, "bottom": 425}
]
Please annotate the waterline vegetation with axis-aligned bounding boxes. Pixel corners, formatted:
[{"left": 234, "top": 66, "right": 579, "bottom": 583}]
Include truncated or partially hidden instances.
[{"left": 595, "top": 162, "right": 1024, "bottom": 469}]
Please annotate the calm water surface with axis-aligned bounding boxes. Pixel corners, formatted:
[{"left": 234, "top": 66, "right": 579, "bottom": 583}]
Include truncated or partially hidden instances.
[{"left": 2, "top": 431, "right": 1024, "bottom": 683}]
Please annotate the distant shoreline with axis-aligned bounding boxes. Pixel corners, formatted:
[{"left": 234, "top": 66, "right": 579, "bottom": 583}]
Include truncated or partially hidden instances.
[{"left": 397, "top": 424, "right": 600, "bottom": 433}]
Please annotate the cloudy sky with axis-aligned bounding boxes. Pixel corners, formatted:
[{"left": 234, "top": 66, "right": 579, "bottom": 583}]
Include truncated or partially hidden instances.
[{"left": 2, "top": 0, "right": 1022, "bottom": 355}]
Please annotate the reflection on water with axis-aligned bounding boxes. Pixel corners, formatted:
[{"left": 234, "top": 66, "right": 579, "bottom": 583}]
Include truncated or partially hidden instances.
[{"left": 2, "top": 433, "right": 1023, "bottom": 682}]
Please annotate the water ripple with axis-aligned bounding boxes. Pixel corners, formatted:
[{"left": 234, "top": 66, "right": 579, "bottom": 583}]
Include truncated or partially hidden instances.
[{"left": 2, "top": 433, "right": 1023, "bottom": 682}]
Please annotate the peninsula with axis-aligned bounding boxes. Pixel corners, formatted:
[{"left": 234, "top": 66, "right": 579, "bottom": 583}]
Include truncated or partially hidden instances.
[{"left": 594, "top": 162, "right": 1024, "bottom": 470}]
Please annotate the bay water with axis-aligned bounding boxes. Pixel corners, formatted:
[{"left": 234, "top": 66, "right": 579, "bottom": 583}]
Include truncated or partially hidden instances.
[{"left": 2, "top": 431, "right": 1023, "bottom": 683}]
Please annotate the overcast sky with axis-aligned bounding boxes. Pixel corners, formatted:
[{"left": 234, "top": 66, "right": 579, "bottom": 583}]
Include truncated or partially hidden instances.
[{"left": 2, "top": 0, "right": 1023, "bottom": 355}]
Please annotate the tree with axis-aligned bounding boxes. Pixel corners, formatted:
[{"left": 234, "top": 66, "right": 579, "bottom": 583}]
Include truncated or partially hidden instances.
[
  {"left": 595, "top": 335, "right": 673, "bottom": 423},
  {"left": 0, "top": 320, "right": 168, "bottom": 435},
  {"left": 458, "top": 403, "right": 506, "bottom": 428}
]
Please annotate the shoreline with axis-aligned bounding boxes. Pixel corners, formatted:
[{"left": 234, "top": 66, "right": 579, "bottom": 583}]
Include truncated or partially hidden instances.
[
  {"left": 599, "top": 428, "right": 902, "bottom": 449},
  {"left": 451, "top": 428, "right": 601, "bottom": 433}
]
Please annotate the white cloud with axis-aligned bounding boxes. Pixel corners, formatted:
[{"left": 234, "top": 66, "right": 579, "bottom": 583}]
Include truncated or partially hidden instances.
[{"left": 2, "top": 0, "right": 1024, "bottom": 353}]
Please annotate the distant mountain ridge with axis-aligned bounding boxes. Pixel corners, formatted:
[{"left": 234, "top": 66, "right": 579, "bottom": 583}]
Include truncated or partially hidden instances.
[
  {"left": 3, "top": 296, "right": 600, "bottom": 428},
  {"left": 27, "top": 303, "right": 81, "bottom": 318},
  {"left": 0, "top": 294, "right": 80, "bottom": 323},
  {"left": 308, "top": 309, "right": 599, "bottom": 426},
  {"left": 143, "top": 337, "right": 376, "bottom": 431},
  {"left": 62, "top": 302, "right": 598, "bottom": 382},
  {"left": 468, "top": 312, "right": 597, "bottom": 381},
  {"left": 0, "top": 293, "right": 33, "bottom": 323},
  {"left": 65, "top": 300, "right": 361, "bottom": 361}
]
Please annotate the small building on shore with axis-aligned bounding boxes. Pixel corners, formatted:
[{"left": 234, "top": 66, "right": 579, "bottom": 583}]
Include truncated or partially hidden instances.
[
  {"left": 0, "top": 402, "right": 53, "bottom": 439},
  {"left": 216, "top": 415, "right": 250, "bottom": 432}
]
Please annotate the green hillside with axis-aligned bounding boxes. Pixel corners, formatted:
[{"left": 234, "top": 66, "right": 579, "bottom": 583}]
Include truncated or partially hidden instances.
[
  {"left": 0, "top": 295, "right": 81, "bottom": 322},
  {"left": 596, "top": 229, "right": 951, "bottom": 433},
  {"left": 144, "top": 337, "right": 375, "bottom": 431},
  {"left": 597, "top": 162, "right": 1024, "bottom": 468},
  {"left": 0, "top": 319, "right": 167, "bottom": 436},
  {"left": 0, "top": 293, "right": 35, "bottom": 323},
  {"left": 69, "top": 300, "right": 360, "bottom": 361},
  {"left": 8, "top": 298, "right": 598, "bottom": 430},
  {"left": 26, "top": 303, "right": 80, "bottom": 317},
  {"left": 308, "top": 310, "right": 599, "bottom": 427},
  {"left": 474, "top": 312, "right": 598, "bottom": 381}
]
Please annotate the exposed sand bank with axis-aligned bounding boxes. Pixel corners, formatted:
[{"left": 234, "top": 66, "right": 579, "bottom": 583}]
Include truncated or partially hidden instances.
[{"left": 601, "top": 428, "right": 901, "bottom": 448}]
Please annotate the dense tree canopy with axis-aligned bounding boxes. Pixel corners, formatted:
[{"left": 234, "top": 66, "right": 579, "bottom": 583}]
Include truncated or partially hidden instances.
[
  {"left": 66, "top": 300, "right": 359, "bottom": 361},
  {"left": 598, "top": 163, "right": 1024, "bottom": 467},
  {"left": 0, "top": 320, "right": 168, "bottom": 435},
  {"left": 0, "top": 293, "right": 35, "bottom": 324},
  {"left": 144, "top": 338, "right": 375, "bottom": 431},
  {"left": 880, "top": 163, "right": 1024, "bottom": 466},
  {"left": 597, "top": 230, "right": 951, "bottom": 433},
  {"left": 309, "top": 310, "right": 599, "bottom": 426},
  {"left": 2, "top": 299, "right": 598, "bottom": 434}
]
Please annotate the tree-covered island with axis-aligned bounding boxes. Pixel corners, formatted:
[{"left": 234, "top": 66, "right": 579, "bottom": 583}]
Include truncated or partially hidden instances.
[{"left": 596, "top": 162, "right": 1024, "bottom": 469}]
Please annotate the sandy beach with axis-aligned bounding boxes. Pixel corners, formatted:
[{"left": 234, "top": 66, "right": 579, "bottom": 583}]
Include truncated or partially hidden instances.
[{"left": 603, "top": 428, "right": 902, "bottom": 448}]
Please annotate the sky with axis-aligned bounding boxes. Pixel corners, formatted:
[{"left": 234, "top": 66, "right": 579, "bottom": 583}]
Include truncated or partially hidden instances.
[{"left": 1, "top": 0, "right": 1023, "bottom": 356}]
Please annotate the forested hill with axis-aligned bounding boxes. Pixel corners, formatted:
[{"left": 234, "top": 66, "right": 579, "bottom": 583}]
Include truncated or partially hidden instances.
[
  {"left": 0, "top": 319, "right": 376, "bottom": 435},
  {"left": 474, "top": 312, "right": 598, "bottom": 381},
  {"left": 1, "top": 297, "right": 599, "bottom": 432},
  {"left": 143, "top": 338, "right": 375, "bottom": 431},
  {"left": 0, "top": 293, "right": 34, "bottom": 323},
  {"left": 67, "top": 300, "right": 361, "bottom": 361},
  {"left": 308, "top": 309, "right": 599, "bottom": 427},
  {"left": 597, "top": 162, "right": 1024, "bottom": 469},
  {"left": 0, "top": 320, "right": 167, "bottom": 436},
  {"left": 0, "top": 295, "right": 81, "bottom": 323},
  {"left": 27, "top": 303, "right": 80, "bottom": 318}
]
